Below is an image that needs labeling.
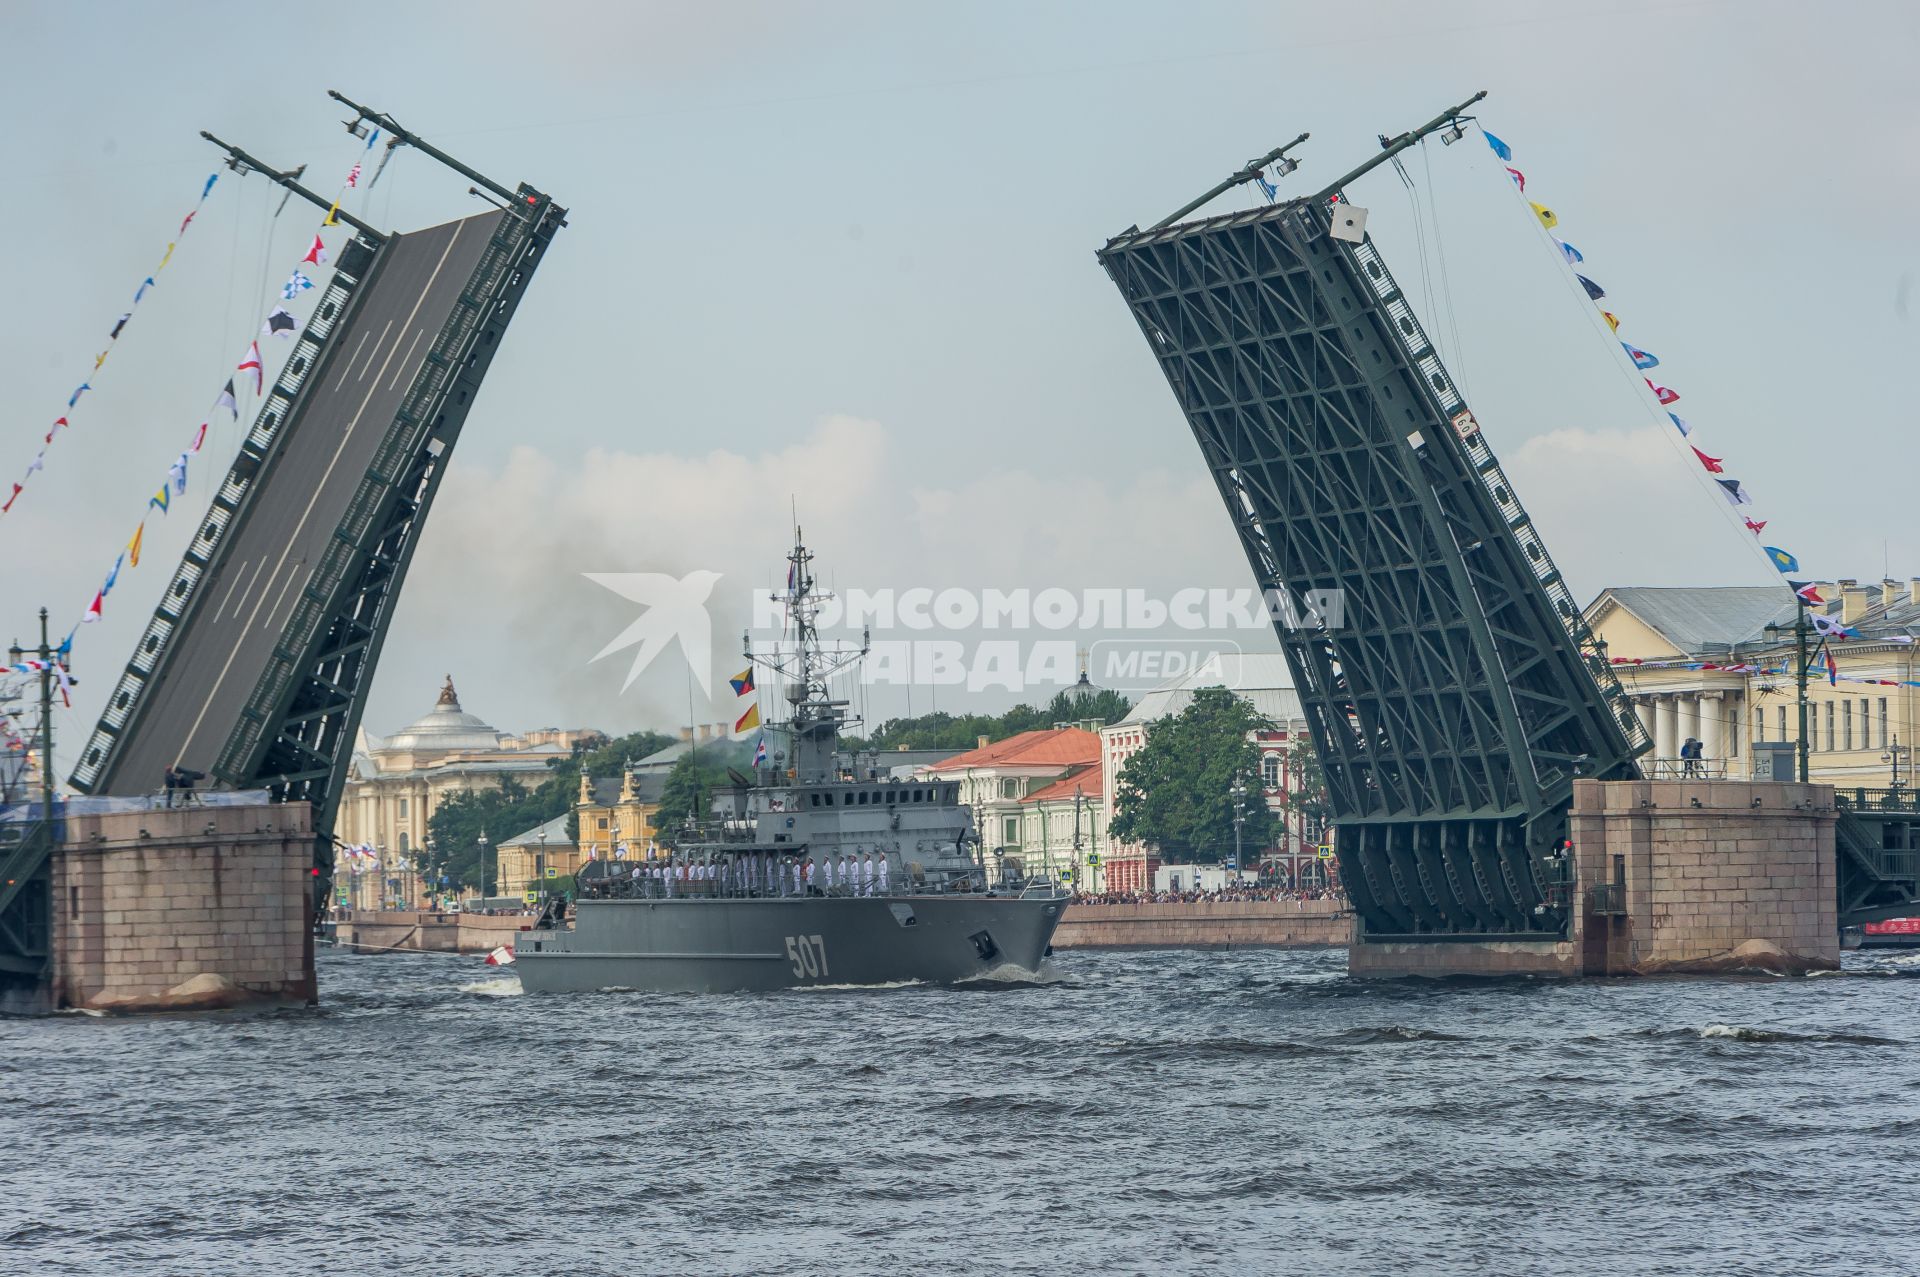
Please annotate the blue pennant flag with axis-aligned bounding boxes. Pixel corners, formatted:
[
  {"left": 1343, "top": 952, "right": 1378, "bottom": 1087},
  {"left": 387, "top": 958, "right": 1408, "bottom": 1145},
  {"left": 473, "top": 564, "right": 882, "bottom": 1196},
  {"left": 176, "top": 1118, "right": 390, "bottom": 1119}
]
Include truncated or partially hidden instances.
[
  {"left": 1255, "top": 173, "right": 1278, "bottom": 201},
  {"left": 1555, "top": 238, "right": 1584, "bottom": 265},
  {"left": 1667, "top": 412, "right": 1690, "bottom": 437},
  {"left": 1482, "top": 129, "right": 1512, "bottom": 162},
  {"left": 1765, "top": 546, "right": 1800, "bottom": 574},
  {"left": 1623, "top": 343, "right": 1659, "bottom": 370},
  {"left": 201, "top": 172, "right": 218, "bottom": 200},
  {"left": 1577, "top": 274, "right": 1606, "bottom": 301}
]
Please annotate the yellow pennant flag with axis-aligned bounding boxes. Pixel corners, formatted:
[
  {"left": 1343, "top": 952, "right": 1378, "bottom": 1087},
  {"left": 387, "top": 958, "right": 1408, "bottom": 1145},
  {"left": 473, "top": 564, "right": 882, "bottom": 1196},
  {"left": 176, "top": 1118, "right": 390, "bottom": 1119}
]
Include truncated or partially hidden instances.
[
  {"left": 128, "top": 522, "right": 144, "bottom": 567},
  {"left": 324, "top": 199, "right": 341, "bottom": 227},
  {"left": 734, "top": 703, "right": 761, "bottom": 735},
  {"left": 157, "top": 241, "right": 175, "bottom": 272},
  {"left": 1601, "top": 311, "right": 1621, "bottom": 333},
  {"left": 93, "top": 350, "right": 109, "bottom": 371},
  {"left": 1529, "top": 201, "right": 1558, "bottom": 229}
]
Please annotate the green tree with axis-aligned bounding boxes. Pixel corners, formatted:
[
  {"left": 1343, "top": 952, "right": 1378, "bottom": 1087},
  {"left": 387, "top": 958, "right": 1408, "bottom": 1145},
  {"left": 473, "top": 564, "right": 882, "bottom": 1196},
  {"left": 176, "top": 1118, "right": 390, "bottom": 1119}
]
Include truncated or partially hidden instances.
[
  {"left": 652, "top": 750, "right": 741, "bottom": 848},
  {"left": 1109, "top": 686, "right": 1275, "bottom": 863}
]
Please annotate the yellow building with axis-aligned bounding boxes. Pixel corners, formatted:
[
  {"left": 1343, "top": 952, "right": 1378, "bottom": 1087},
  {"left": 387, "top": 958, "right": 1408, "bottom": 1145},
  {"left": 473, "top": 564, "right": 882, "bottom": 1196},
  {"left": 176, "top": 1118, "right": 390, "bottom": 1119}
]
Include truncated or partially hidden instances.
[
  {"left": 1586, "top": 580, "right": 1920, "bottom": 788},
  {"left": 573, "top": 764, "right": 666, "bottom": 865},
  {"left": 495, "top": 815, "right": 580, "bottom": 898}
]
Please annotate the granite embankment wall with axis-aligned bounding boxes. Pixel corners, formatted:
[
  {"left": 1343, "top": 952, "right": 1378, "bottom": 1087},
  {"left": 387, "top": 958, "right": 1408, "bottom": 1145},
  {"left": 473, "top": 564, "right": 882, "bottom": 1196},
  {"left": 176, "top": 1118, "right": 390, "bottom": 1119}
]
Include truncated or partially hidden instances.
[
  {"left": 335, "top": 911, "right": 529, "bottom": 956},
  {"left": 1052, "top": 899, "right": 1347, "bottom": 949}
]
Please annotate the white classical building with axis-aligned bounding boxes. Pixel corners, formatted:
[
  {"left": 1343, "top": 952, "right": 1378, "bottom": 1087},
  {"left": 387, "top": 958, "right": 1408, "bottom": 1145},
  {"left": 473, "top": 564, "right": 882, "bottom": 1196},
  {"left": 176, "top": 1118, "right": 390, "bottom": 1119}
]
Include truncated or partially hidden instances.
[
  {"left": 1587, "top": 581, "right": 1920, "bottom": 786},
  {"left": 1583, "top": 587, "right": 1786, "bottom": 777},
  {"left": 1098, "top": 654, "right": 1316, "bottom": 892},
  {"left": 334, "top": 676, "right": 574, "bottom": 865}
]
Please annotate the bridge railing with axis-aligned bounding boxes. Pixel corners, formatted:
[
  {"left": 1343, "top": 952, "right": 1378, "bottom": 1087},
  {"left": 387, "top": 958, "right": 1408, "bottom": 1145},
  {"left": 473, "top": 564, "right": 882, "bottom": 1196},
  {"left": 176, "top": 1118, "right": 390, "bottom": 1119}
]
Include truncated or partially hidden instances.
[
  {"left": 1835, "top": 786, "right": 1920, "bottom": 815},
  {"left": 1640, "top": 759, "right": 1731, "bottom": 780}
]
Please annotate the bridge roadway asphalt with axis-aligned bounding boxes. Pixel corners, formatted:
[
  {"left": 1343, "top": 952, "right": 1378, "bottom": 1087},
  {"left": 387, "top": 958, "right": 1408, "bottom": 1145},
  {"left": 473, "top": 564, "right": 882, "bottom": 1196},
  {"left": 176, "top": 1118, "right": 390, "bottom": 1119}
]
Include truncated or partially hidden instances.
[{"left": 101, "top": 209, "right": 503, "bottom": 793}]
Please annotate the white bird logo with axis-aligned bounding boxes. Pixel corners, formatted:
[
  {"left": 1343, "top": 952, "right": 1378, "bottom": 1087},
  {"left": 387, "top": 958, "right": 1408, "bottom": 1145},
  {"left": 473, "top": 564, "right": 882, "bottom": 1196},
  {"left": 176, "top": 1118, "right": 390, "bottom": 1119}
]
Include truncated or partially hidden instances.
[{"left": 583, "top": 570, "right": 722, "bottom": 693}]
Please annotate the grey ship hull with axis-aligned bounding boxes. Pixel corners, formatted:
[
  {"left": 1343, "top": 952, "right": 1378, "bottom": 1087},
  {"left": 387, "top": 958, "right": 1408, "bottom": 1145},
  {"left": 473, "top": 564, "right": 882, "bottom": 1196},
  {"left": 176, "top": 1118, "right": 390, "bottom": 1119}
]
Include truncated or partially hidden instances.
[{"left": 514, "top": 893, "right": 1068, "bottom": 994}]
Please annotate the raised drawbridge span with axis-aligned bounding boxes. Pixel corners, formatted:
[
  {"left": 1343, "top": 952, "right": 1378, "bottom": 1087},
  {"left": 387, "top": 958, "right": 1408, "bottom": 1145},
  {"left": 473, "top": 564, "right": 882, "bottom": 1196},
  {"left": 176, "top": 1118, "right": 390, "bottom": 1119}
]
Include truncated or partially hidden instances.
[
  {"left": 1098, "top": 96, "right": 1653, "bottom": 942},
  {"left": 66, "top": 93, "right": 563, "bottom": 916}
]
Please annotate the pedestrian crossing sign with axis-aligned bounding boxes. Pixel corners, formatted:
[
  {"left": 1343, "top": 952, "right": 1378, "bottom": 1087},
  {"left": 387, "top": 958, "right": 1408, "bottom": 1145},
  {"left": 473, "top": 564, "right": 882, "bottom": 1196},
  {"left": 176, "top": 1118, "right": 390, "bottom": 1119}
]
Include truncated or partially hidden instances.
[
  {"left": 1316, "top": 843, "right": 1335, "bottom": 860},
  {"left": 545, "top": 866, "right": 558, "bottom": 878},
  {"left": 523, "top": 889, "right": 540, "bottom": 904}
]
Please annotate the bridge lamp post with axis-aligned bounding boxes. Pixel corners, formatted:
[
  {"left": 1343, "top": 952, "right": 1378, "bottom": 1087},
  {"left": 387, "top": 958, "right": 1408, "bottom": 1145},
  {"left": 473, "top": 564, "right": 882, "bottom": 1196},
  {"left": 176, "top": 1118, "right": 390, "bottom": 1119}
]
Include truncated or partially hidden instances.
[
  {"left": 1230, "top": 778, "right": 1249, "bottom": 878},
  {"left": 1884, "top": 737, "right": 1911, "bottom": 795}
]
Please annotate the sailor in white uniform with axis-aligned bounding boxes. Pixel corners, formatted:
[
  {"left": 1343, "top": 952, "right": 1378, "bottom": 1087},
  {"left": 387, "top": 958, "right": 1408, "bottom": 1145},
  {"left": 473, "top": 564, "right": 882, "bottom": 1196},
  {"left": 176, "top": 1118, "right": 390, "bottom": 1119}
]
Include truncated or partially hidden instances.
[
  {"left": 876, "top": 853, "right": 890, "bottom": 895},
  {"left": 860, "top": 852, "right": 875, "bottom": 897},
  {"left": 790, "top": 857, "right": 804, "bottom": 897}
]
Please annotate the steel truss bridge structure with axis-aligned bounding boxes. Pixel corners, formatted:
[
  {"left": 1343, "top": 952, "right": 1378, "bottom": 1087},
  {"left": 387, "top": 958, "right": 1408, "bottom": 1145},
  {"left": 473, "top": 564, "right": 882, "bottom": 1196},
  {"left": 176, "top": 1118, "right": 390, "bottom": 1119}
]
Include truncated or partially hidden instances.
[
  {"left": 57, "top": 94, "right": 563, "bottom": 923},
  {"left": 1099, "top": 96, "right": 1655, "bottom": 942}
]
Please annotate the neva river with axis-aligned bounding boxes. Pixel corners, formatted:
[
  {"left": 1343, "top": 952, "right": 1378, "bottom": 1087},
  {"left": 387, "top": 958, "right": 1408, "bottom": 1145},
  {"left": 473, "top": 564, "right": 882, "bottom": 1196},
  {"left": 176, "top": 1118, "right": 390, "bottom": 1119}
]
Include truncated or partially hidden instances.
[{"left": 6, "top": 947, "right": 1919, "bottom": 1275}]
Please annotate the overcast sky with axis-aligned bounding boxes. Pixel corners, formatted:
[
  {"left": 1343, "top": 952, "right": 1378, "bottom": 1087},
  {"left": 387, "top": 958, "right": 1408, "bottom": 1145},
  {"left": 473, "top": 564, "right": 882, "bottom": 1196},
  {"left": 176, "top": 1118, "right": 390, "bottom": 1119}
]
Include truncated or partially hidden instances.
[{"left": 5, "top": 0, "right": 1917, "bottom": 772}]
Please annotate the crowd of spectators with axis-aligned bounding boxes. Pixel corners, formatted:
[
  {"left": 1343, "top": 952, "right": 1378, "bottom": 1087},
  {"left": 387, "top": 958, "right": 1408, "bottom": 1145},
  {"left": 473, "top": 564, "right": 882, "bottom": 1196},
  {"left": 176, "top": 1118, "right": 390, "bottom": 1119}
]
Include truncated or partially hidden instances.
[{"left": 1076, "top": 886, "right": 1345, "bottom": 906}]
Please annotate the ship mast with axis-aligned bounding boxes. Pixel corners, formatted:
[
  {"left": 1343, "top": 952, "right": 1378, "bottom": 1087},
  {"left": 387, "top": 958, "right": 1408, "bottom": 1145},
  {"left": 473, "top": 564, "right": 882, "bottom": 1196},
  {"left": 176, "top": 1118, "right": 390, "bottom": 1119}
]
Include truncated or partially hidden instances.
[{"left": 743, "top": 525, "right": 869, "bottom": 784}]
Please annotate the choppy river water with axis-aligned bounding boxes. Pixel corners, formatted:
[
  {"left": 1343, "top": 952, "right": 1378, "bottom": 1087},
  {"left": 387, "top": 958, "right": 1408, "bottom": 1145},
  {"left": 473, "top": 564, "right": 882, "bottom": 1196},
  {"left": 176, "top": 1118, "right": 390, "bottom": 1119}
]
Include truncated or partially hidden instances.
[{"left": 5, "top": 946, "right": 1919, "bottom": 1275}]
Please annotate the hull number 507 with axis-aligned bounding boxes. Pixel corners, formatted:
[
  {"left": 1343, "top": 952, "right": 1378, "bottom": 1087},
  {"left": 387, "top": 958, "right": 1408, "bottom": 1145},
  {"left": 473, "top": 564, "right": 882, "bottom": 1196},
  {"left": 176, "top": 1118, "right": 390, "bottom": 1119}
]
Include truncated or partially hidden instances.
[{"left": 785, "top": 934, "right": 829, "bottom": 979}]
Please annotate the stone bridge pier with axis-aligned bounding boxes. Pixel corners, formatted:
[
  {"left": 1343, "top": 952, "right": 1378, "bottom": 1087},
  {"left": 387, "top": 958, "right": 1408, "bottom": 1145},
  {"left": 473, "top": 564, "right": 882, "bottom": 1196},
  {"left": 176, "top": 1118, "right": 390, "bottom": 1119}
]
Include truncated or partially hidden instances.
[{"left": 1350, "top": 779, "right": 1839, "bottom": 978}]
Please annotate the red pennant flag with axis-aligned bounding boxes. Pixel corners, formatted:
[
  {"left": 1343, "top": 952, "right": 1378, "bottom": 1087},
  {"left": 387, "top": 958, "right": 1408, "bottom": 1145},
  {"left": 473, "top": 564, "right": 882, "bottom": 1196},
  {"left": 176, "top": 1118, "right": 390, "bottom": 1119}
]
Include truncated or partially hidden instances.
[
  {"left": 1645, "top": 379, "right": 1680, "bottom": 405},
  {"left": 1505, "top": 166, "right": 1525, "bottom": 192},
  {"left": 179, "top": 209, "right": 196, "bottom": 236},
  {"left": 1743, "top": 517, "right": 1767, "bottom": 535},
  {"left": 1690, "top": 446, "right": 1725, "bottom": 473},
  {"left": 237, "top": 341, "right": 264, "bottom": 394},
  {"left": 189, "top": 422, "right": 207, "bottom": 454},
  {"left": 2, "top": 483, "right": 20, "bottom": 513},
  {"left": 302, "top": 234, "right": 329, "bottom": 267},
  {"left": 83, "top": 590, "right": 103, "bottom": 623}
]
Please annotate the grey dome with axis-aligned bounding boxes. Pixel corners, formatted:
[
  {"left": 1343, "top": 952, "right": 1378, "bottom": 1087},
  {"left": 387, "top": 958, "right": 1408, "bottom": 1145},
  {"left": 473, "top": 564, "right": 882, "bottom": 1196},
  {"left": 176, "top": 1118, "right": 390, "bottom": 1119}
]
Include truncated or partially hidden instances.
[{"left": 381, "top": 676, "right": 504, "bottom": 753}]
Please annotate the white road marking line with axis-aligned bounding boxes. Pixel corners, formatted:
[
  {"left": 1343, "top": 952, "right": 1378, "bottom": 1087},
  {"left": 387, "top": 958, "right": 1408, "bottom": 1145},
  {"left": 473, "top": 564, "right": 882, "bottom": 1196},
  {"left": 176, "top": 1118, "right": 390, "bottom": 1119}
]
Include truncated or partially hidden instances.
[
  {"left": 355, "top": 320, "right": 395, "bottom": 383},
  {"left": 229, "top": 557, "right": 269, "bottom": 621},
  {"left": 388, "top": 329, "right": 428, "bottom": 392},
  {"left": 340, "top": 329, "right": 373, "bottom": 391},
  {"left": 263, "top": 563, "right": 307, "bottom": 633},
  {"left": 215, "top": 562, "right": 250, "bottom": 617},
  {"left": 177, "top": 223, "right": 471, "bottom": 761}
]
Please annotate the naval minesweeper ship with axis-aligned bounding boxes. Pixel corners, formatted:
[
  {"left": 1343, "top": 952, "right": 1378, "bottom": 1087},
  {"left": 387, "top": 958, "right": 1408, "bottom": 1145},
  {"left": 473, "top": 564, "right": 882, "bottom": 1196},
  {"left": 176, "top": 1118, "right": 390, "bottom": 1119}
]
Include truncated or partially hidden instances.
[{"left": 512, "top": 533, "right": 1070, "bottom": 994}]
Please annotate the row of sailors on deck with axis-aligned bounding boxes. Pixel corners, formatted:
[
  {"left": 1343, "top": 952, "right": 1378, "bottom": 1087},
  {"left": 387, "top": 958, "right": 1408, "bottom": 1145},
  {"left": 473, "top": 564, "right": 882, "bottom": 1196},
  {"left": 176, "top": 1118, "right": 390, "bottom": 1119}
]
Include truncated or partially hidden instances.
[{"left": 628, "top": 851, "right": 891, "bottom": 897}]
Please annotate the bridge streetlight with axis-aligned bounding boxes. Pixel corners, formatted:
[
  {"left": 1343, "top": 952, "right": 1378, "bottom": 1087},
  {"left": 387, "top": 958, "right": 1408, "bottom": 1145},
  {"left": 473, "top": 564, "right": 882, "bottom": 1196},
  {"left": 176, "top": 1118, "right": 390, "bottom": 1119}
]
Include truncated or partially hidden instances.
[
  {"left": 1230, "top": 777, "right": 1249, "bottom": 878},
  {"left": 1884, "top": 736, "right": 1911, "bottom": 795},
  {"left": 476, "top": 829, "right": 489, "bottom": 907}
]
